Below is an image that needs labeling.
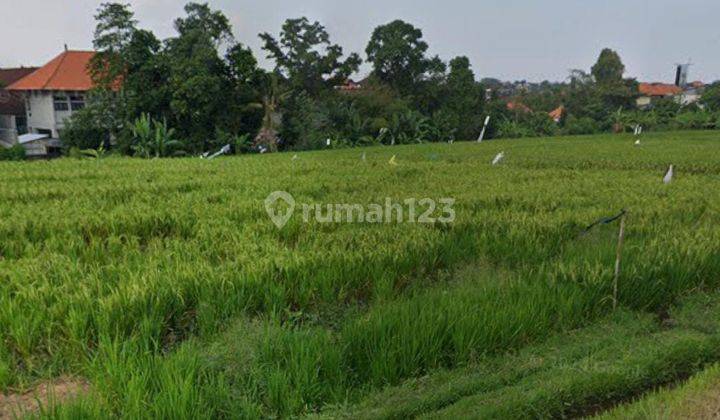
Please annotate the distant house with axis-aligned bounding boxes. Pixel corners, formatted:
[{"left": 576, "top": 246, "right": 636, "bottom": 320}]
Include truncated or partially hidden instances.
[
  {"left": 334, "top": 79, "right": 364, "bottom": 92},
  {"left": 8, "top": 50, "right": 97, "bottom": 157},
  {"left": 636, "top": 83, "right": 683, "bottom": 109},
  {"left": 678, "top": 81, "right": 705, "bottom": 106},
  {"left": 0, "top": 67, "right": 38, "bottom": 147}
]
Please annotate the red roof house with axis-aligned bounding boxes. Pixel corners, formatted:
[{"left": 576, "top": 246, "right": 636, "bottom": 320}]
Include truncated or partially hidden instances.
[{"left": 5, "top": 50, "right": 99, "bottom": 155}]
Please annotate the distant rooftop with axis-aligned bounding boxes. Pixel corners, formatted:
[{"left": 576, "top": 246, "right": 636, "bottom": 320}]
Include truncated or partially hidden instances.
[
  {"left": 0, "top": 67, "right": 38, "bottom": 115},
  {"left": 638, "top": 83, "right": 683, "bottom": 97}
]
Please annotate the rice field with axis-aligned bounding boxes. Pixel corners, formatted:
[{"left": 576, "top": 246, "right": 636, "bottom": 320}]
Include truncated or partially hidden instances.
[{"left": 1, "top": 130, "right": 720, "bottom": 418}]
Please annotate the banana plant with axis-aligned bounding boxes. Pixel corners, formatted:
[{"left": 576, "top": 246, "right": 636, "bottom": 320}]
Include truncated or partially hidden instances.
[
  {"left": 130, "top": 113, "right": 153, "bottom": 158},
  {"left": 152, "top": 118, "right": 183, "bottom": 158}
]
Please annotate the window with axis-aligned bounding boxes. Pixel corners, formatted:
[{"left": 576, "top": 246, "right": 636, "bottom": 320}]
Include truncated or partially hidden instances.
[
  {"left": 70, "top": 95, "right": 85, "bottom": 111},
  {"left": 53, "top": 95, "right": 69, "bottom": 111}
]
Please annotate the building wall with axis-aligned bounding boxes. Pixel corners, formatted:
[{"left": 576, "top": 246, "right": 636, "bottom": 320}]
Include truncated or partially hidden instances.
[
  {"left": 26, "top": 91, "right": 57, "bottom": 137},
  {"left": 24, "top": 91, "right": 86, "bottom": 138},
  {"left": 0, "top": 114, "right": 18, "bottom": 146},
  {"left": 636, "top": 96, "right": 652, "bottom": 109},
  {"left": 679, "top": 92, "right": 701, "bottom": 106}
]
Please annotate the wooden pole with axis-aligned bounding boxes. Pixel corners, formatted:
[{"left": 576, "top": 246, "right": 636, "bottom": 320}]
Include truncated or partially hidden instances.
[{"left": 613, "top": 213, "right": 627, "bottom": 310}]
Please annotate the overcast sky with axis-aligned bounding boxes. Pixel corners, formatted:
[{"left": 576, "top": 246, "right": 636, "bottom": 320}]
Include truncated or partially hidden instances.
[{"left": 1, "top": 0, "right": 718, "bottom": 83}]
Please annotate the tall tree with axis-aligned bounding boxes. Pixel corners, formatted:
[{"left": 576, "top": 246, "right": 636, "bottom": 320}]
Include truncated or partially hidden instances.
[
  {"left": 224, "top": 43, "right": 264, "bottom": 139},
  {"left": 591, "top": 48, "right": 625, "bottom": 86},
  {"left": 165, "top": 2, "right": 235, "bottom": 151},
  {"left": 260, "top": 17, "right": 361, "bottom": 96},
  {"left": 592, "top": 49, "right": 637, "bottom": 113},
  {"left": 365, "top": 20, "right": 432, "bottom": 94},
  {"left": 90, "top": 2, "right": 137, "bottom": 88},
  {"left": 440, "top": 56, "right": 485, "bottom": 139}
]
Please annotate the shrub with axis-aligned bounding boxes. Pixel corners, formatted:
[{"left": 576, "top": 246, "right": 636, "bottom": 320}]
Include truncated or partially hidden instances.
[
  {"left": 0, "top": 144, "right": 26, "bottom": 161},
  {"left": 61, "top": 107, "right": 109, "bottom": 150},
  {"left": 562, "top": 116, "right": 601, "bottom": 135}
]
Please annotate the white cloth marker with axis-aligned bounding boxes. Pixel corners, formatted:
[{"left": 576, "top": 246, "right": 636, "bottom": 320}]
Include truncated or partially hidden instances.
[
  {"left": 492, "top": 151, "right": 505, "bottom": 166},
  {"left": 663, "top": 165, "right": 674, "bottom": 184}
]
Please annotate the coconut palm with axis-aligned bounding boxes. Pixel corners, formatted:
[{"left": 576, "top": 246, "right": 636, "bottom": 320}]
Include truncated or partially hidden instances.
[{"left": 252, "top": 72, "right": 289, "bottom": 152}]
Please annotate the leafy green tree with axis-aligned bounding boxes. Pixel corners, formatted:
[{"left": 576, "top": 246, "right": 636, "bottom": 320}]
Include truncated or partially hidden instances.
[
  {"left": 280, "top": 91, "right": 328, "bottom": 150},
  {"left": 701, "top": 82, "right": 720, "bottom": 111},
  {"left": 366, "top": 20, "right": 434, "bottom": 95},
  {"left": 226, "top": 43, "right": 260, "bottom": 84},
  {"left": 90, "top": 2, "right": 137, "bottom": 88},
  {"left": 440, "top": 56, "right": 485, "bottom": 139},
  {"left": 81, "top": 2, "right": 140, "bottom": 149},
  {"left": 260, "top": 17, "right": 361, "bottom": 96},
  {"left": 165, "top": 2, "right": 235, "bottom": 152},
  {"left": 591, "top": 48, "right": 625, "bottom": 86},
  {"left": 120, "top": 29, "right": 172, "bottom": 129},
  {"left": 174, "top": 2, "right": 233, "bottom": 45},
  {"left": 589, "top": 49, "right": 637, "bottom": 115},
  {"left": 222, "top": 43, "right": 264, "bottom": 139}
]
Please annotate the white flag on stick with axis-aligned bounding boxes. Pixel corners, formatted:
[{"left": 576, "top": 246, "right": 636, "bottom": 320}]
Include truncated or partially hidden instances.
[{"left": 478, "top": 116, "right": 491, "bottom": 142}]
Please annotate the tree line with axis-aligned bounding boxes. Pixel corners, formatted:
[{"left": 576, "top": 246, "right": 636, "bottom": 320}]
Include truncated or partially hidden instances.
[{"left": 60, "top": 2, "right": 720, "bottom": 158}]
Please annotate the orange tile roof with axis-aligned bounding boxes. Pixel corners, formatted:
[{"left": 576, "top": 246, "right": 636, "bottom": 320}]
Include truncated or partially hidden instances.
[
  {"left": 8, "top": 51, "right": 96, "bottom": 91},
  {"left": 638, "top": 83, "right": 682, "bottom": 97},
  {"left": 548, "top": 106, "right": 565, "bottom": 121}
]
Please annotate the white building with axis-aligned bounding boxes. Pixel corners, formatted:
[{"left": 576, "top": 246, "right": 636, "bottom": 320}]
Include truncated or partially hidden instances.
[{"left": 8, "top": 50, "right": 96, "bottom": 157}]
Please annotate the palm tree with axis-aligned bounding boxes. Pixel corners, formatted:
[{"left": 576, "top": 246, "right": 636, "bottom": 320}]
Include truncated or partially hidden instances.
[{"left": 253, "top": 72, "right": 289, "bottom": 152}]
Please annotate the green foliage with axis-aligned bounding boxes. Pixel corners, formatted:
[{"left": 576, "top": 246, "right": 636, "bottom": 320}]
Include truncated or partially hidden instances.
[
  {"left": 81, "top": 143, "right": 109, "bottom": 159},
  {"left": 366, "top": 20, "right": 433, "bottom": 95},
  {"left": 60, "top": 105, "right": 110, "bottom": 150},
  {"left": 130, "top": 113, "right": 183, "bottom": 158},
  {"left": 591, "top": 48, "right": 625, "bottom": 86},
  {"left": 0, "top": 144, "right": 26, "bottom": 161},
  {"left": 562, "top": 115, "right": 601, "bottom": 135},
  {"left": 701, "top": 82, "right": 720, "bottom": 111},
  {"left": 260, "top": 17, "right": 361, "bottom": 96},
  {"left": 90, "top": 2, "right": 138, "bottom": 88},
  {"left": 65, "top": 8, "right": 720, "bottom": 156}
]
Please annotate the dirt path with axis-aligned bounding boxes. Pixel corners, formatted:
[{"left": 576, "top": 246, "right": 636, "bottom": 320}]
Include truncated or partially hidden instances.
[{"left": 0, "top": 377, "right": 88, "bottom": 419}]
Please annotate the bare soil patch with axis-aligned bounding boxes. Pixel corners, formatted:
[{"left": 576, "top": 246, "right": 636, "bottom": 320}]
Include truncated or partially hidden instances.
[{"left": 0, "top": 377, "right": 88, "bottom": 419}]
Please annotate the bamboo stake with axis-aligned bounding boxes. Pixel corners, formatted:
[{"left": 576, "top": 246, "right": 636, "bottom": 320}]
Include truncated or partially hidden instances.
[{"left": 613, "top": 213, "right": 627, "bottom": 310}]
